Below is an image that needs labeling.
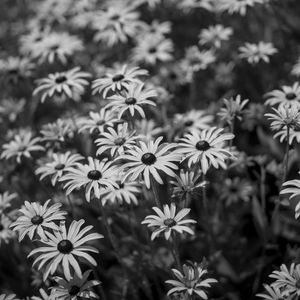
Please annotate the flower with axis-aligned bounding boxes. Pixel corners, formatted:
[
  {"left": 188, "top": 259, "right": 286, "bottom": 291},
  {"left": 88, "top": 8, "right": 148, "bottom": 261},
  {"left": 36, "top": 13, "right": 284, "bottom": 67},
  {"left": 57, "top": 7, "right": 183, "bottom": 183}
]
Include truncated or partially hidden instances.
[
  {"left": 177, "top": 127, "right": 234, "bottom": 173},
  {"left": 33, "top": 67, "right": 91, "bottom": 103},
  {"left": 238, "top": 42, "right": 277, "bottom": 64},
  {"left": 131, "top": 35, "right": 173, "bottom": 65},
  {"left": 135, "top": 119, "right": 164, "bottom": 142},
  {"left": 166, "top": 262, "right": 217, "bottom": 299},
  {"left": 218, "top": 0, "right": 268, "bottom": 15},
  {"left": 218, "top": 95, "right": 249, "bottom": 124},
  {"left": 0, "top": 295, "right": 19, "bottom": 300},
  {"left": 35, "top": 152, "right": 84, "bottom": 186},
  {"left": 199, "top": 24, "right": 232, "bottom": 48},
  {"left": 1, "top": 130, "right": 44, "bottom": 163},
  {"left": 0, "top": 215, "right": 15, "bottom": 245},
  {"left": 281, "top": 175, "right": 300, "bottom": 218},
  {"left": 60, "top": 157, "right": 118, "bottom": 202},
  {"left": 0, "top": 192, "right": 17, "bottom": 213},
  {"left": 265, "top": 82, "right": 300, "bottom": 108},
  {"left": 28, "top": 219, "right": 103, "bottom": 280},
  {"left": 118, "top": 136, "right": 181, "bottom": 188},
  {"left": 270, "top": 263, "right": 300, "bottom": 297},
  {"left": 51, "top": 270, "right": 100, "bottom": 299},
  {"left": 10, "top": 199, "right": 67, "bottom": 241},
  {"left": 292, "top": 58, "right": 300, "bottom": 77},
  {"left": 142, "top": 203, "right": 196, "bottom": 240},
  {"left": 257, "top": 284, "right": 285, "bottom": 300},
  {"left": 31, "top": 288, "right": 55, "bottom": 300},
  {"left": 105, "top": 83, "right": 156, "bottom": 119},
  {"left": 22, "top": 31, "right": 83, "bottom": 64},
  {"left": 95, "top": 123, "right": 138, "bottom": 157},
  {"left": 0, "top": 98, "right": 26, "bottom": 123},
  {"left": 92, "top": 64, "right": 148, "bottom": 98}
]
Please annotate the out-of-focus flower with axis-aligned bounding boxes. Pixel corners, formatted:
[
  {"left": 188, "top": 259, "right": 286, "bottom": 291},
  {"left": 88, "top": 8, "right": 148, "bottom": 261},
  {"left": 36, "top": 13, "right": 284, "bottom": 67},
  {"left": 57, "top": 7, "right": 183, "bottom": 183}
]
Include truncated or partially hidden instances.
[
  {"left": 105, "top": 83, "right": 156, "bottom": 119},
  {"left": 92, "top": 4, "right": 146, "bottom": 46},
  {"left": 92, "top": 65, "right": 148, "bottom": 98},
  {"left": 95, "top": 123, "right": 138, "bottom": 157},
  {"left": 0, "top": 215, "right": 15, "bottom": 245},
  {"left": 10, "top": 200, "right": 67, "bottom": 241},
  {"left": 177, "top": 127, "right": 234, "bottom": 173},
  {"left": 0, "top": 98, "right": 26, "bottom": 123},
  {"left": 166, "top": 262, "right": 217, "bottom": 298},
  {"left": 142, "top": 203, "right": 196, "bottom": 240},
  {"left": 179, "top": 0, "right": 215, "bottom": 11},
  {"left": 239, "top": 42, "right": 277, "bottom": 64},
  {"left": 118, "top": 136, "right": 181, "bottom": 188},
  {"left": 199, "top": 24, "right": 233, "bottom": 49},
  {"left": 33, "top": 67, "right": 91, "bottom": 103},
  {"left": 28, "top": 219, "right": 103, "bottom": 280},
  {"left": 1, "top": 130, "right": 44, "bottom": 163},
  {"left": 131, "top": 35, "right": 173, "bottom": 65},
  {"left": 0, "top": 192, "right": 17, "bottom": 213},
  {"left": 22, "top": 31, "right": 83, "bottom": 65},
  {"left": 243, "top": 103, "right": 265, "bottom": 130},
  {"left": 52, "top": 270, "right": 100, "bottom": 299},
  {"left": 35, "top": 152, "right": 83, "bottom": 186},
  {"left": 281, "top": 174, "right": 300, "bottom": 219},
  {"left": 0, "top": 294, "right": 19, "bottom": 300},
  {"left": 292, "top": 58, "right": 300, "bottom": 77},
  {"left": 218, "top": 0, "right": 268, "bottom": 15},
  {"left": 218, "top": 95, "right": 249, "bottom": 124},
  {"left": 265, "top": 82, "right": 300, "bottom": 108},
  {"left": 140, "top": 20, "right": 172, "bottom": 39},
  {"left": 256, "top": 284, "right": 286, "bottom": 300},
  {"left": 135, "top": 119, "right": 164, "bottom": 142},
  {"left": 77, "top": 108, "right": 117, "bottom": 136},
  {"left": 60, "top": 157, "right": 118, "bottom": 202}
]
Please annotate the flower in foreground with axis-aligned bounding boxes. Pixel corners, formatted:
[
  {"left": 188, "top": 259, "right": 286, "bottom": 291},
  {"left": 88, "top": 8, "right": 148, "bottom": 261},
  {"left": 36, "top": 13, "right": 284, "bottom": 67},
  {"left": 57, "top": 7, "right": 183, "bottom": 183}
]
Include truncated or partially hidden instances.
[
  {"left": 0, "top": 295, "right": 19, "bottom": 300},
  {"left": 177, "top": 127, "right": 234, "bottom": 173},
  {"left": 118, "top": 136, "right": 181, "bottom": 188},
  {"left": 10, "top": 200, "right": 67, "bottom": 241},
  {"left": 142, "top": 203, "right": 196, "bottom": 240},
  {"left": 1, "top": 131, "right": 44, "bottom": 163},
  {"left": 166, "top": 262, "right": 217, "bottom": 299},
  {"left": 28, "top": 219, "right": 103, "bottom": 280},
  {"left": 256, "top": 284, "right": 285, "bottom": 300},
  {"left": 52, "top": 270, "right": 100, "bottom": 299},
  {"left": 60, "top": 157, "right": 118, "bottom": 202}
]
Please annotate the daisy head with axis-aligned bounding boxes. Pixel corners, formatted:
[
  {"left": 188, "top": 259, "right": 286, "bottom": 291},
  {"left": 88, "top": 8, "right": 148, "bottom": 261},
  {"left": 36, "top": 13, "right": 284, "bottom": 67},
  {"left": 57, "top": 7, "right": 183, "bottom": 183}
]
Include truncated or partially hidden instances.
[{"left": 0, "top": 215, "right": 15, "bottom": 246}]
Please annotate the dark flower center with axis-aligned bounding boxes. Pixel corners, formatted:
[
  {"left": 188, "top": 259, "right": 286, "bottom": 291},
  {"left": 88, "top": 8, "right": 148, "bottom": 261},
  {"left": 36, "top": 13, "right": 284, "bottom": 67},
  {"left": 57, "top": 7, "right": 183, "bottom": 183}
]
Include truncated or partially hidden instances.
[
  {"left": 50, "top": 44, "right": 59, "bottom": 51},
  {"left": 31, "top": 215, "right": 44, "bottom": 225},
  {"left": 96, "top": 120, "right": 105, "bottom": 126},
  {"left": 57, "top": 239, "right": 73, "bottom": 254},
  {"left": 164, "top": 218, "right": 177, "bottom": 227},
  {"left": 69, "top": 285, "right": 80, "bottom": 295},
  {"left": 184, "top": 120, "right": 194, "bottom": 127},
  {"left": 114, "top": 137, "right": 125, "bottom": 146},
  {"left": 8, "top": 69, "right": 18, "bottom": 75},
  {"left": 196, "top": 140, "right": 210, "bottom": 151},
  {"left": 125, "top": 97, "right": 137, "bottom": 105},
  {"left": 112, "top": 74, "right": 124, "bottom": 82},
  {"left": 149, "top": 47, "right": 156, "bottom": 54},
  {"left": 141, "top": 153, "right": 156, "bottom": 165},
  {"left": 296, "top": 279, "right": 300, "bottom": 289},
  {"left": 87, "top": 170, "right": 102, "bottom": 180},
  {"left": 111, "top": 14, "right": 120, "bottom": 21},
  {"left": 55, "top": 75, "right": 67, "bottom": 84},
  {"left": 0, "top": 224, "right": 3, "bottom": 231},
  {"left": 55, "top": 163, "right": 65, "bottom": 170},
  {"left": 286, "top": 92, "right": 297, "bottom": 100}
]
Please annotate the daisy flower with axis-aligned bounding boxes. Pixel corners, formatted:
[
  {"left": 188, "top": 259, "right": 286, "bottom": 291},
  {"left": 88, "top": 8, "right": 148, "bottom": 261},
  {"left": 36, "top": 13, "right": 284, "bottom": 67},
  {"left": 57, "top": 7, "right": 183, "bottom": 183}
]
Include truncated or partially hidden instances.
[
  {"left": 166, "top": 262, "right": 217, "bottom": 299},
  {"left": 35, "top": 152, "right": 84, "bottom": 186},
  {"left": 135, "top": 119, "right": 164, "bottom": 142},
  {"left": 270, "top": 263, "right": 300, "bottom": 297},
  {"left": 0, "top": 295, "right": 19, "bottom": 300},
  {"left": 199, "top": 24, "right": 233, "bottom": 49},
  {"left": 23, "top": 31, "right": 83, "bottom": 65},
  {"left": 28, "top": 219, "right": 103, "bottom": 280},
  {"left": 131, "top": 35, "right": 173, "bottom": 65},
  {"left": 1, "top": 130, "right": 44, "bottom": 163},
  {"left": 0, "top": 215, "right": 15, "bottom": 245},
  {"left": 257, "top": 284, "right": 285, "bottom": 300},
  {"left": 218, "top": 0, "right": 268, "bottom": 15},
  {"left": 118, "top": 136, "right": 181, "bottom": 189},
  {"left": 77, "top": 108, "right": 118, "bottom": 135},
  {"left": 292, "top": 58, "right": 300, "bottom": 77},
  {"left": 142, "top": 203, "right": 196, "bottom": 240},
  {"left": 238, "top": 42, "right": 277, "bottom": 64},
  {"left": 33, "top": 67, "right": 91, "bottom": 103},
  {"left": 92, "top": 64, "right": 148, "bottom": 98},
  {"left": 179, "top": 0, "right": 215, "bottom": 11},
  {"left": 105, "top": 83, "right": 156, "bottom": 119},
  {"left": 141, "top": 20, "right": 171, "bottom": 39},
  {"left": 0, "top": 192, "right": 17, "bottom": 213},
  {"left": 10, "top": 199, "right": 67, "bottom": 241},
  {"left": 0, "top": 98, "right": 26, "bottom": 123},
  {"left": 31, "top": 288, "right": 55, "bottom": 300},
  {"left": 177, "top": 127, "right": 235, "bottom": 173},
  {"left": 95, "top": 123, "right": 138, "bottom": 157},
  {"left": 52, "top": 270, "right": 100, "bottom": 299},
  {"left": 60, "top": 157, "right": 118, "bottom": 202},
  {"left": 265, "top": 82, "right": 300, "bottom": 108},
  {"left": 281, "top": 174, "right": 300, "bottom": 219}
]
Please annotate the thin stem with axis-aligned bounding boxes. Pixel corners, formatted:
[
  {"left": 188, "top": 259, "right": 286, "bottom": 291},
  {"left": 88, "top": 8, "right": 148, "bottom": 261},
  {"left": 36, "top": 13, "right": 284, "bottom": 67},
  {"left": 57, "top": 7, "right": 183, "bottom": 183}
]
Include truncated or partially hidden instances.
[
  {"left": 260, "top": 166, "right": 266, "bottom": 213},
  {"left": 67, "top": 195, "right": 75, "bottom": 218},
  {"left": 202, "top": 173, "right": 208, "bottom": 214},
  {"left": 170, "top": 232, "right": 181, "bottom": 270},
  {"left": 283, "top": 126, "right": 290, "bottom": 182},
  {"left": 151, "top": 177, "right": 161, "bottom": 208}
]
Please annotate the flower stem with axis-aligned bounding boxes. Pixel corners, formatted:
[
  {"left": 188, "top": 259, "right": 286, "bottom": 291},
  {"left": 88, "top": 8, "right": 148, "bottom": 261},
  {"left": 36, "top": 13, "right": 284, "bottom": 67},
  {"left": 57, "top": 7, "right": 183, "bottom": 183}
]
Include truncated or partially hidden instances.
[
  {"left": 170, "top": 232, "right": 181, "bottom": 270},
  {"left": 151, "top": 177, "right": 161, "bottom": 208},
  {"left": 283, "top": 126, "right": 290, "bottom": 182}
]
